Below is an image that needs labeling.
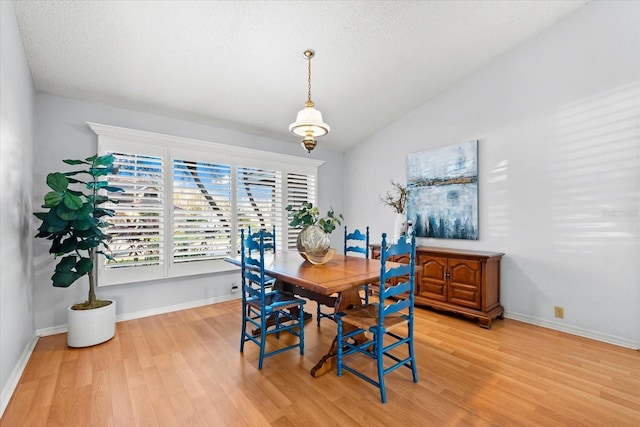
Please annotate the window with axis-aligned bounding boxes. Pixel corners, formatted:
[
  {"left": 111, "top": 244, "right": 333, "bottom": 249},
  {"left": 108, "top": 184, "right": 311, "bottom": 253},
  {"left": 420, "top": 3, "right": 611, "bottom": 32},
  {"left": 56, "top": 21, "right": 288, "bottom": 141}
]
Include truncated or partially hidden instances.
[
  {"left": 90, "top": 123, "right": 322, "bottom": 286},
  {"left": 285, "top": 173, "right": 316, "bottom": 249}
]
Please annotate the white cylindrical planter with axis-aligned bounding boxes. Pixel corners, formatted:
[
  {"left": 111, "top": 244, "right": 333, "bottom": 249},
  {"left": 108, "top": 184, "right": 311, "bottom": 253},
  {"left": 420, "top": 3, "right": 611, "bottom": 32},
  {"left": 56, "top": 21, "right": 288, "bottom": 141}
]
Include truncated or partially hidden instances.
[{"left": 67, "top": 300, "right": 116, "bottom": 348}]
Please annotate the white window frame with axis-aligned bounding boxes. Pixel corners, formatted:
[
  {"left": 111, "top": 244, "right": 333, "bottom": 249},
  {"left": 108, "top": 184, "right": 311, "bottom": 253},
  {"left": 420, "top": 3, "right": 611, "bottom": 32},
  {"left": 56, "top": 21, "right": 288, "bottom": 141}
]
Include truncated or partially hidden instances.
[{"left": 89, "top": 122, "right": 323, "bottom": 286}]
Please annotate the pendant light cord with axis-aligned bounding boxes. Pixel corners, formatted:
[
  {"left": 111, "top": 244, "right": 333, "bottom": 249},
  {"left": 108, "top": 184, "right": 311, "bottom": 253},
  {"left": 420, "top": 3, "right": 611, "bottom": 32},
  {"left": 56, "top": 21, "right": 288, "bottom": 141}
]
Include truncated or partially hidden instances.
[{"left": 307, "top": 55, "right": 312, "bottom": 103}]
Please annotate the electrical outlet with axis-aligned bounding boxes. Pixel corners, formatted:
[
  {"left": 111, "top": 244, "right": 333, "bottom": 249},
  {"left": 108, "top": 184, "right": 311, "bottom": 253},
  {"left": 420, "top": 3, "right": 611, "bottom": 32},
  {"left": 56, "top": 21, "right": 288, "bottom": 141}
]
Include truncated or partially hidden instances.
[
  {"left": 554, "top": 306, "right": 564, "bottom": 319},
  {"left": 231, "top": 282, "right": 238, "bottom": 293}
]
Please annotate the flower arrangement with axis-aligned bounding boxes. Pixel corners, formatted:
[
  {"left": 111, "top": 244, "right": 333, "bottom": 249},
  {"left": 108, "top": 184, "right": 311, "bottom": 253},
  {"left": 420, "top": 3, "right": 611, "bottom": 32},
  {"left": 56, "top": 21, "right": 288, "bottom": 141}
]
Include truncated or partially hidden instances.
[{"left": 380, "top": 180, "right": 408, "bottom": 214}]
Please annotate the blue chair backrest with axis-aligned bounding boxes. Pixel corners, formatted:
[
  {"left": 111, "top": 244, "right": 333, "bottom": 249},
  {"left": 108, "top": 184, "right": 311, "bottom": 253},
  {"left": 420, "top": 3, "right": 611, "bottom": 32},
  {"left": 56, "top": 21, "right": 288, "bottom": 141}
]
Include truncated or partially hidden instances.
[
  {"left": 378, "top": 233, "right": 416, "bottom": 324},
  {"left": 344, "top": 226, "right": 370, "bottom": 258},
  {"left": 240, "top": 228, "right": 272, "bottom": 303},
  {"left": 247, "top": 225, "right": 276, "bottom": 253}
]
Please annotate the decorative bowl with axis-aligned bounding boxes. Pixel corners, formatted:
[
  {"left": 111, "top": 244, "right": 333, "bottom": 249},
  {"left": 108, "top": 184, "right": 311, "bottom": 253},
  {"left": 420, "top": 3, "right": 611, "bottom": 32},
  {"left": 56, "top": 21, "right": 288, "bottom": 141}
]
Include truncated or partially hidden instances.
[{"left": 299, "top": 248, "right": 336, "bottom": 265}]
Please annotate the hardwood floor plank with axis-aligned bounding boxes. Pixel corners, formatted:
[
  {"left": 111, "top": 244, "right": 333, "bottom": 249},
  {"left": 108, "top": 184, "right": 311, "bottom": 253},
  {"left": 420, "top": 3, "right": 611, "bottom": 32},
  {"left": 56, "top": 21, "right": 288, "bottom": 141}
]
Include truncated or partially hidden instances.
[{"left": 2, "top": 299, "right": 639, "bottom": 426}]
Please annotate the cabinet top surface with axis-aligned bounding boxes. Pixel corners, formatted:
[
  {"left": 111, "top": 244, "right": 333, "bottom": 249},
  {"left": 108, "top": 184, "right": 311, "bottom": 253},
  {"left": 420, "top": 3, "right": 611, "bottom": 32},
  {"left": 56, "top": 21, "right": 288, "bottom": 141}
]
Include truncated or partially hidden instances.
[{"left": 370, "top": 244, "right": 504, "bottom": 259}]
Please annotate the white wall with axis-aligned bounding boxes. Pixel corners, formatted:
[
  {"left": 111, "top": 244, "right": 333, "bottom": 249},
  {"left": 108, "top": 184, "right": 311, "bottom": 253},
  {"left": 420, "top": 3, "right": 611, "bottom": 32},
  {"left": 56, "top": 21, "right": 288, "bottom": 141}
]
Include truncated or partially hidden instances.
[
  {"left": 0, "top": 0, "right": 37, "bottom": 413},
  {"left": 344, "top": 0, "right": 640, "bottom": 348},
  {"left": 33, "top": 94, "right": 344, "bottom": 332}
]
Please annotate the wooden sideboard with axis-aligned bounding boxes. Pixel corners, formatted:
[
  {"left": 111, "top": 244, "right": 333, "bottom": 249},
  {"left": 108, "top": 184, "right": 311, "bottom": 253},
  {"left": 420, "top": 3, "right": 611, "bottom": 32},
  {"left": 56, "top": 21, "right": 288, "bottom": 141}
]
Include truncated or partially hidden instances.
[{"left": 370, "top": 245, "right": 504, "bottom": 328}]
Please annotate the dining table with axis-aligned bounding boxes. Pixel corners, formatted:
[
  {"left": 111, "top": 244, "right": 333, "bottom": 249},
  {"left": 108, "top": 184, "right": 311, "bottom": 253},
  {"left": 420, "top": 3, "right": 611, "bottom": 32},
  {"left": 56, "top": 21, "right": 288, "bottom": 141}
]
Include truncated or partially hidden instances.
[{"left": 225, "top": 251, "right": 402, "bottom": 377}]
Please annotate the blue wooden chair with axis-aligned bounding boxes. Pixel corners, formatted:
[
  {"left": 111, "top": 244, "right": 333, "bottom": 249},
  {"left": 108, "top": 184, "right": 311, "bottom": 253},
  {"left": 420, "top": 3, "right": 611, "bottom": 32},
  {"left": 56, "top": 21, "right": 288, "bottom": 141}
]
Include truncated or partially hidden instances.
[
  {"left": 240, "top": 228, "right": 305, "bottom": 369},
  {"left": 336, "top": 232, "right": 418, "bottom": 403},
  {"left": 316, "top": 226, "right": 370, "bottom": 326},
  {"left": 345, "top": 226, "right": 371, "bottom": 304}
]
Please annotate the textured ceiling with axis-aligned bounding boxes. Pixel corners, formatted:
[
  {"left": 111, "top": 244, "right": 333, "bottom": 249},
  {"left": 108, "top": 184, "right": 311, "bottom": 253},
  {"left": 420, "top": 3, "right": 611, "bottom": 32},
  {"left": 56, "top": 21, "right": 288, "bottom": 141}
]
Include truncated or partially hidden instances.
[{"left": 14, "top": 0, "right": 588, "bottom": 152}]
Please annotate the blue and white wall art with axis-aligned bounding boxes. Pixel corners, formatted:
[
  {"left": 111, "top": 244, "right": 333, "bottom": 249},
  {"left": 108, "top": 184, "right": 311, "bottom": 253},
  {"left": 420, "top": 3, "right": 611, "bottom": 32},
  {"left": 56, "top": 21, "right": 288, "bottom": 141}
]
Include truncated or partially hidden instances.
[{"left": 407, "top": 140, "right": 478, "bottom": 240}]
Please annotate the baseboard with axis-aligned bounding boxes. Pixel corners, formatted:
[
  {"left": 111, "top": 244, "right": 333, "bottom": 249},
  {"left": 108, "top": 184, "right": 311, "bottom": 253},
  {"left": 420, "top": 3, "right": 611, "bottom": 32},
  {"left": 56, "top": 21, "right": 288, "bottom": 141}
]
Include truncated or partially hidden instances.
[
  {"left": 504, "top": 311, "right": 639, "bottom": 350},
  {"left": 36, "top": 293, "right": 241, "bottom": 337},
  {"left": 0, "top": 334, "right": 39, "bottom": 418},
  {"left": 116, "top": 293, "right": 241, "bottom": 323}
]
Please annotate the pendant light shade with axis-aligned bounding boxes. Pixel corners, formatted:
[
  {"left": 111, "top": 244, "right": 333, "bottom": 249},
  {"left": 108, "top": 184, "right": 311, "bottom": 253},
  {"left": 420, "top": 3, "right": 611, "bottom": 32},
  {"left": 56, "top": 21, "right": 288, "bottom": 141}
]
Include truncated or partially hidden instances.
[{"left": 289, "top": 50, "right": 330, "bottom": 153}]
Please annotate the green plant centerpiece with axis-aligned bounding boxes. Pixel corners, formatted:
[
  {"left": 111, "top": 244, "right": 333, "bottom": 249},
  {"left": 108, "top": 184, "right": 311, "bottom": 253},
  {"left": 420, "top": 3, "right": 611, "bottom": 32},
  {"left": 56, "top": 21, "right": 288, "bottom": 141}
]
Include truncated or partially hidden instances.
[
  {"left": 286, "top": 202, "right": 343, "bottom": 264},
  {"left": 34, "top": 154, "right": 123, "bottom": 311}
]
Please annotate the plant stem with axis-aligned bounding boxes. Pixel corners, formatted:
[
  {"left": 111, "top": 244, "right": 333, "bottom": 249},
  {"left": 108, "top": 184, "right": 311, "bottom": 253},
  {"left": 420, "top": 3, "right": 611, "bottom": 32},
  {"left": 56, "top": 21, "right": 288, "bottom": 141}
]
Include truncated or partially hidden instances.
[
  {"left": 88, "top": 248, "right": 97, "bottom": 304},
  {"left": 88, "top": 157, "right": 98, "bottom": 305}
]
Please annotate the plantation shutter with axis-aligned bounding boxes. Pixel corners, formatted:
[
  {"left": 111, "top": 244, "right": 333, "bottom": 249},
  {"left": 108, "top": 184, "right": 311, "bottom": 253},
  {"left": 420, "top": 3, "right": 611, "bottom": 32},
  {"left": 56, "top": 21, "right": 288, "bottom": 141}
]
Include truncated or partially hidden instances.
[
  {"left": 236, "top": 166, "right": 283, "bottom": 250},
  {"left": 286, "top": 172, "right": 317, "bottom": 249},
  {"left": 91, "top": 122, "right": 323, "bottom": 286},
  {"left": 173, "top": 159, "right": 232, "bottom": 263},
  {"left": 100, "top": 150, "right": 165, "bottom": 285}
]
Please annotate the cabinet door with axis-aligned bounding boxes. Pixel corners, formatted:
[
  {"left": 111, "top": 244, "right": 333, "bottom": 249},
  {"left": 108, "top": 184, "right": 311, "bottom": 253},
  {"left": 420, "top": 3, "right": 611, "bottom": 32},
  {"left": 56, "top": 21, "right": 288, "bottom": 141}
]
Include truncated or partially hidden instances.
[
  {"left": 417, "top": 254, "right": 447, "bottom": 301},
  {"left": 448, "top": 258, "right": 481, "bottom": 309}
]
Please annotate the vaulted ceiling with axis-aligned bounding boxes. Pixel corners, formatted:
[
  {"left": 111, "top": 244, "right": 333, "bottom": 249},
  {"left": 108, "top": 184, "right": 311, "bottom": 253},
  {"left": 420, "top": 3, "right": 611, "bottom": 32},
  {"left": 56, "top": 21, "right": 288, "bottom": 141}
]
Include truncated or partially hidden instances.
[{"left": 15, "top": 0, "right": 588, "bottom": 151}]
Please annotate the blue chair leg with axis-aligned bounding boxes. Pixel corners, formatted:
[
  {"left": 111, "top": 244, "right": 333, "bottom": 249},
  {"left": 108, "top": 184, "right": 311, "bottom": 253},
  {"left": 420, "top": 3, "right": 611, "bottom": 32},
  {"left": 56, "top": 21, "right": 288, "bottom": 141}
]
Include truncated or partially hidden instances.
[
  {"left": 376, "top": 329, "right": 387, "bottom": 403},
  {"left": 409, "top": 325, "right": 418, "bottom": 383},
  {"left": 363, "top": 285, "right": 369, "bottom": 304},
  {"left": 258, "top": 314, "right": 267, "bottom": 370},
  {"left": 240, "top": 302, "right": 247, "bottom": 353},
  {"left": 336, "top": 319, "right": 343, "bottom": 377},
  {"left": 299, "top": 304, "right": 305, "bottom": 355}
]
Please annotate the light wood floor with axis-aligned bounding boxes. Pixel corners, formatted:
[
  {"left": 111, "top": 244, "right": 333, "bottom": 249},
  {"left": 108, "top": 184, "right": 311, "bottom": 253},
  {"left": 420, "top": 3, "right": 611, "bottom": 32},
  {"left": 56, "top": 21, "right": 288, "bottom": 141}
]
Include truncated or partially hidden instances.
[{"left": 2, "top": 300, "right": 639, "bottom": 426}]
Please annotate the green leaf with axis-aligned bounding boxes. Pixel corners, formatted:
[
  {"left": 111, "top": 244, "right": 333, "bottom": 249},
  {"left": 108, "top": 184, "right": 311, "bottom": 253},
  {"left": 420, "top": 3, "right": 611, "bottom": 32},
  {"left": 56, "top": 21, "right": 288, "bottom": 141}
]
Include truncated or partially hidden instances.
[
  {"left": 51, "top": 271, "right": 80, "bottom": 287},
  {"left": 85, "top": 154, "right": 98, "bottom": 162},
  {"left": 44, "top": 211, "right": 68, "bottom": 233},
  {"left": 55, "top": 203, "right": 79, "bottom": 221},
  {"left": 34, "top": 229, "right": 52, "bottom": 238},
  {"left": 89, "top": 181, "right": 110, "bottom": 189},
  {"left": 90, "top": 167, "right": 110, "bottom": 177},
  {"left": 33, "top": 211, "right": 49, "bottom": 220},
  {"left": 75, "top": 203, "right": 92, "bottom": 220},
  {"left": 63, "top": 192, "right": 83, "bottom": 210},
  {"left": 103, "top": 185, "right": 124, "bottom": 193},
  {"left": 77, "top": 239, "right": 99, "bottom": 250},
  {"left": 93, "top": 208, "right": 115, "bottom": 218},
  {"left": 91, "top": 195, "right": 109, "bottom": 205},
  {"left": 75, "top": 257, "right": 93, "bottom": 275},
  {"left": 63, "top": 159, "right": 87, "bottom": 165},
  {"left": 63, "top": 170, "right": 90, "bottom": 176},
  {"left": 55, "top": 255, "right": 77, "bottom": 272},
  {"left": 66, "top": 177, "right": 84, "bottom": 184},
  {"left": 71, "top": 216, "right": 98, "bottom": 231},
  {"left": 72, "top": 226, "right": 100, "bottom": 238},
  {"left": 44, "top": 191, "right": 63, "bottom": 207},
  {"left": 58, "top": 236, "right": 78, "bottom": 253},
  {"left": 46, "top": 173, "right": 69, "bottom": 192},
  {"left": 94, "top": 154, "right": 114, "bottom": 166}
]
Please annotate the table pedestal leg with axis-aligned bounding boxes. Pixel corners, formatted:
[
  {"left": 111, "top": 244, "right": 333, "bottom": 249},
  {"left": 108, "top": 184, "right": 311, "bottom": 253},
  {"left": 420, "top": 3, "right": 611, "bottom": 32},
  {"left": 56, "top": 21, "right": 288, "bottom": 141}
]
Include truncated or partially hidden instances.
[{"left": 310, "top": 288, "right": 367, "bottom": 378}]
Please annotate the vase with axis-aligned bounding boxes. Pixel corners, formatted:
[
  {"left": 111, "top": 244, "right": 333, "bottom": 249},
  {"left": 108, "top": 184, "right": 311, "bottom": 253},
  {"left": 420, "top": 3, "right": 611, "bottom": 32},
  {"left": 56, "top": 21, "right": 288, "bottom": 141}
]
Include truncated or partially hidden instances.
[
  {"left": 67, "top": 300, "right": 116, "bottom": 348},
  {"left": 393, "top": 213, "right": 406, "bottom": 244},
  {"left": 296, "top": 225, "right": 334, "bottom": 264}
]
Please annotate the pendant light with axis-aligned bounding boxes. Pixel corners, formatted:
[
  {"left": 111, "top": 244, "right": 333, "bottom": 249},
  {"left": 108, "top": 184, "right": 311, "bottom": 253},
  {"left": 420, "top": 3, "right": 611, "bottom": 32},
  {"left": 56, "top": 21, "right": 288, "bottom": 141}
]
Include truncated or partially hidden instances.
[{"left": 289, "top": 49, "right": 330, "bottom": 153}]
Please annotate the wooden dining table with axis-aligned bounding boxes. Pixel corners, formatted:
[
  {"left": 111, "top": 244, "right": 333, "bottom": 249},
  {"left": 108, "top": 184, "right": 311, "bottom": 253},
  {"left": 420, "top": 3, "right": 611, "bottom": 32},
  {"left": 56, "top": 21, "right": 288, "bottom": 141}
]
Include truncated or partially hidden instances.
[{"left": 225, "top": 251, "right": 400, "bottom": 377}]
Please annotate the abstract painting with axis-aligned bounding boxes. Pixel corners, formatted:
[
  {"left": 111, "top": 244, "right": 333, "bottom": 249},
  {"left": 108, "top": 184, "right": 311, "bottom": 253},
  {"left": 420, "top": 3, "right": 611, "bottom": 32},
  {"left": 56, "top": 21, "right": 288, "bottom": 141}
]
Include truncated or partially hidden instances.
[{"left": 407, "top": 140, "right": 478, "bottom": 240}]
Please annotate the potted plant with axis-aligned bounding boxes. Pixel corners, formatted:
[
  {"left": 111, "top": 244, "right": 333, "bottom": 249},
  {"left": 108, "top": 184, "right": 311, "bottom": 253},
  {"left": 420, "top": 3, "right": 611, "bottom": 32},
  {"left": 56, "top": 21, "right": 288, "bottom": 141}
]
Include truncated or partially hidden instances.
[
  {"left": 286, "top": 202, "right": 343, "bottom": 263},
  {"left": 33, "top": 154, "right": 123, "bottom": 347},
  {"left": 380, "top": 180, "right": 409, "bottom": 242}
]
